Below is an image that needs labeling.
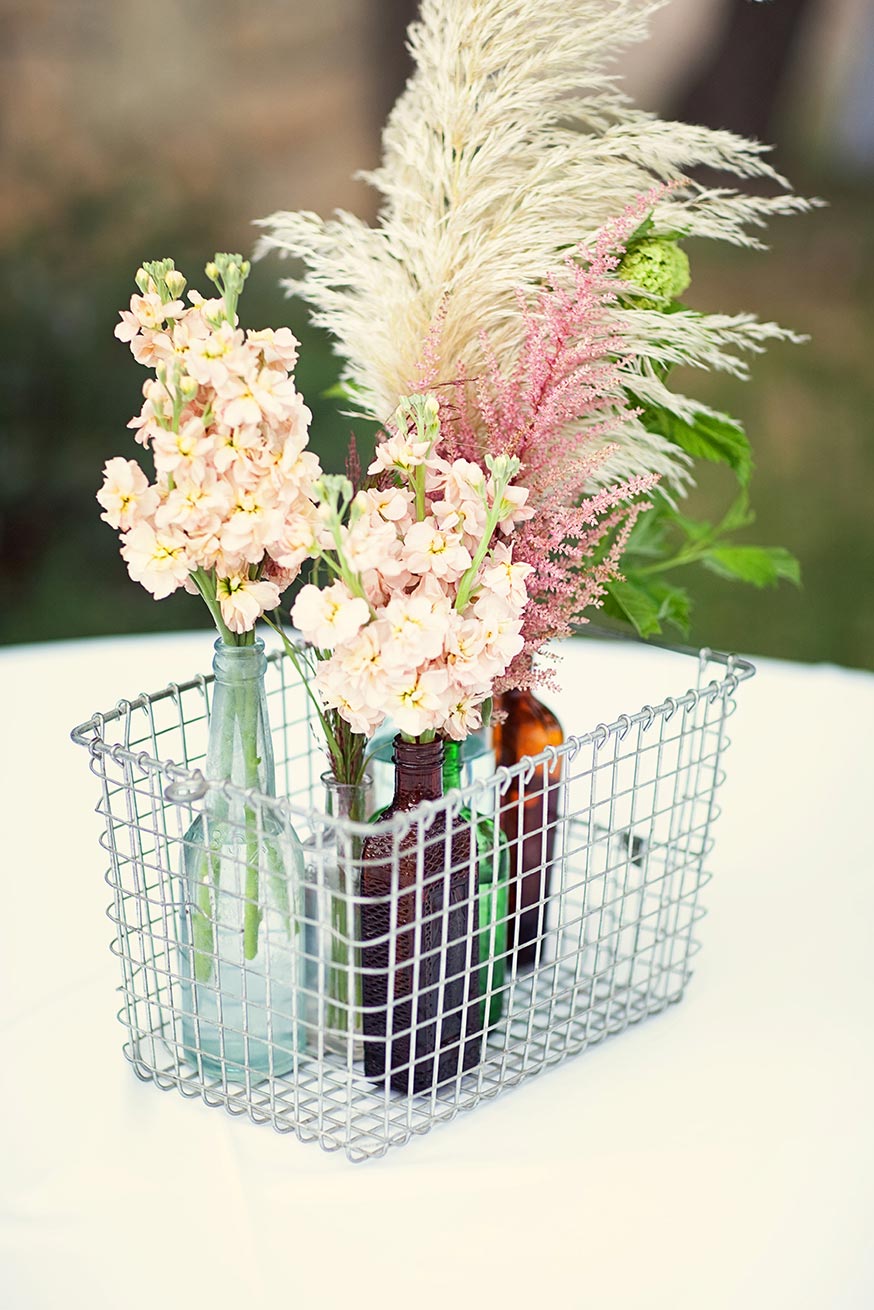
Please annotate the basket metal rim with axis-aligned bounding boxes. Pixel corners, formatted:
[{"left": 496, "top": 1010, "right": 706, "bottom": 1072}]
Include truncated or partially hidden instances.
[{"left": 69, "top": 643, "right": 755, "bottom": 835}]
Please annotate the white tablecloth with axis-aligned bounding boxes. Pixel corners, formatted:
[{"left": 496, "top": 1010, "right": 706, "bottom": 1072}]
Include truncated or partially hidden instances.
[{"left": 2, "top": 632, "right": 872, "bottom": 1310}]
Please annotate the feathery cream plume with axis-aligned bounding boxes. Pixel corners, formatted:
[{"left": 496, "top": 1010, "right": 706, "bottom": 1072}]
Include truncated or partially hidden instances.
[{"left": 256, "top": 0, "right": 815, "bottom": 491}]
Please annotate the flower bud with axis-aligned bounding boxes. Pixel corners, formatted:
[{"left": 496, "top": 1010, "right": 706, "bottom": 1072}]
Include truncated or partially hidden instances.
[
  {"left": 618, "top": 238, "right": 691, "bottom": 305},
  {"left": 179, "top": 374, "right": 198, "bottom": 400},
  {"left": 165, "top": 269, "right": 186, "bottom": 298}
]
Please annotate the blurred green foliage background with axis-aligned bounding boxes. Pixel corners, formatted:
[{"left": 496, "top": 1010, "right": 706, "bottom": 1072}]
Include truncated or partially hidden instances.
[{"left": 1, "top": 0, "right": 872, "bottom": 668}]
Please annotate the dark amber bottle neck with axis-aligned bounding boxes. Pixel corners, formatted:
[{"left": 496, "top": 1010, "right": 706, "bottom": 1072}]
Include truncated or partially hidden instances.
[
  {"left": 496, "top": 687, "right": 563, "bottom": 769},
  {"left": 392, "top": 736, "right": 444, "bottom": 809}
]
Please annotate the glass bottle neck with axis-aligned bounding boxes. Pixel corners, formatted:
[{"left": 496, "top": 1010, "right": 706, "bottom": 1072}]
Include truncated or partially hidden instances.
[
  {"left": 391, "top": 736, "right": 444, "bottom": 809},
  {"left": 207, "top": 638, "right": 275, "bottom": 796},
  {"left": 442, "top": 739, "right": 463, "bottom": 791},
  {"left": 322, "top": 773, "right": 371, "bottom": 825},
  {"left": 495, "top": 687, "right": 563, "bottom": 769}
]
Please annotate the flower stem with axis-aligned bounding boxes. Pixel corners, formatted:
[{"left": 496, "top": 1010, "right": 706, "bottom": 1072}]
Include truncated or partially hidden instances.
[
  {"left": 191, "top": 568, "right": 236, "bottom": 644},
  {"left": 239, "top": 677, "right": 263, "bottom": 960},
  {"left": 455, "top": 504, "right": 502, "bottom": 612}
]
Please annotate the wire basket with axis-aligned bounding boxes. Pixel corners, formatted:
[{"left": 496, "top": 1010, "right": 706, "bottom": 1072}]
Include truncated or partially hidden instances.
[{"left": 71, "top": 643, "right": 753, "bottom": 1162}]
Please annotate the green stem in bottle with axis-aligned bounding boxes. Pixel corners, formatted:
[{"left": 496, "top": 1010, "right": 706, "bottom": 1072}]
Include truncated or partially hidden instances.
[
  {"left": 240, "top": 676, "right": 263, "bottom": 960},
  {"left": 192, "top": 850, "right": 217, "bottom": 983}
]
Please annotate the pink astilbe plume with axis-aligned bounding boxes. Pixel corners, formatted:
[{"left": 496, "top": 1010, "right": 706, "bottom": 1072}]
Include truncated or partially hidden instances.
[{"left": 443, "top": 203, "right": 660, "bottom": 689}]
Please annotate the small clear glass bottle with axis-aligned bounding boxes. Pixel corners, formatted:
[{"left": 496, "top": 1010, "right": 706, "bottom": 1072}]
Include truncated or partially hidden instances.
[
  {"left": 178, "top": 639, "right": 304, "bottom": 1080},
  {"left": 303, "top": 773, "right": 372, "bottom": 1061}
]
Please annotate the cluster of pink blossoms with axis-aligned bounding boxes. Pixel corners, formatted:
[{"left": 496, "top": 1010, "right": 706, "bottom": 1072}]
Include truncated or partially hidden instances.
[
  {"left": 98, "top": 256, "right": 321, "bottom": 634},
  {"left": 291, "top": 395, "right": 534, "bottom": 740}
]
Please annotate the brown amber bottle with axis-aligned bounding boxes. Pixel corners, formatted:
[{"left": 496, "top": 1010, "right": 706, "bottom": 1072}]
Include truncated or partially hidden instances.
[
  {"left": 493, "top": 689, "right": 564, "bottom": 969},
  {"left": 360, "top": 737, "right": 482, "bottom": 1094}
]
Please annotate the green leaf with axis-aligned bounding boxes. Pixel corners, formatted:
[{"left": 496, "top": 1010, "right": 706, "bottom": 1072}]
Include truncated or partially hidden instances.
[
  {"left": 717, "top": 488, "right": 755, "bottom": 536},
  {"left": 702, "top": 546, "right": 802, "bottom": 588},
  {"left": 624, "top": 503, "right": 668, "bottom": 558},
  {"left": 662, "top": 503, "right": 713, "bottom": 546},
  {"left": 604, "top": 575, "right": 694, "bottom": 638},
  {"left": 625, "top": 213, "right": 656, "bottom": 246},
  {"left": 648, "top": 580, "right": 692, "bottom": 636},
  {"left": 640, "top": 404, "right": 753, "bottom": 486},
  {"left": 604, "top": 579, "right": 664, "bottom": 638}
]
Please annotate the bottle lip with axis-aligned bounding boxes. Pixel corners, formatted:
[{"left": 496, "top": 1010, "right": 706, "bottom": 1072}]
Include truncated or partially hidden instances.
[
  {"left": 213, "top": 637, "right": 265, "bottom": 655},
  {"left": 319, "top": 770, "right": 373, "bottom": 792},
  {"left": 212, "top": 636, "right": 266, "bottom": 681},
  {"left": 392, "top": 734, "right": 444, "bottom": 766}
]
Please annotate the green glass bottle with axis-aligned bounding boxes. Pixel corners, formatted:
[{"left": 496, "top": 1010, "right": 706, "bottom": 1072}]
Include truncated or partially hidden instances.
[{"left": 442, "top": 738, "right": 509, "bottom": 1027}]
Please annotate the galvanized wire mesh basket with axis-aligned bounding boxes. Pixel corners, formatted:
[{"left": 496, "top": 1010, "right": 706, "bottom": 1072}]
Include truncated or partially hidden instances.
[{"left": 71, "top": 643, "right": 753, "bottom": 1162}]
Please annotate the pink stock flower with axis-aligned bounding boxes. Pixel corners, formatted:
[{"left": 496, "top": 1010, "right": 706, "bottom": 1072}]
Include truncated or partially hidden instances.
[
  {"left": 266, "top": 497, "right": 321, "bottom": 573},
  {"left": 340, "top": 512, "right": 403, "bottom": 576},
  {"left": 128, "top": 379, "right": 173, "bottom": 445},
  {"left": 216, "top": 575, "right": 282, "bottom": 634},
  {"left": 220, "top": 478, "right": 287, "bottom": 564},
  {"left": 153, "top": 471, "right": 232, "bottom": 537},
  {"left": 114, "top": 292, "right": 184, "bottom": 342},
  {"left": 97, "top": 457, "right": 159, "bottom": 532},
  {"left": 105, "top": 259, "right": 323, "bottom": 636},
  {"left": 298, "top": 417, "right": 533, "bottom": 740},
  {"left": 444, "top": 615, "right": 490, "bottom": 687},
  {"left": 400, "top": 520, "right": 472, "bottom": 580},
  {"left": 368, "top": 432, "right": 434, "bottom": 477},
  {"left": 314, "top": 659, "right": 386, "bottom": 737},
  {"left": 479, "top": 543, "right": 534, "bottom": 608},
  {"left": 443, "top": 690, "right": 488, "bottom": 742},
  {"left": 384, "top": 666, "right": 452, "bottom": 738},
  {"left": 120, "top": 520, "right": 191, "bottom": 600},
  {"left": 215, "top": 365, "right": 303, "bottom": 429},
  {"left": 291, "top": 581, "right": 370, "bottom": 650},
  {"left": 332, "top": 624, "right": 392, "bottom": 701},
  {"left": 355, "top": 486, "right": 414, "bottom": 523},
  {"left": 211, "top": 423, "right": 264, "bottom": 475},
  {"left": 246, "top": 327, "right": 300, "bottom": 371},
  {"left": 379, "top": 590, "right": 450, "bottom": 668},
  {"left": 185, "top": 322, "right": 249, "bottom": 388},
  {"left": 152, "top": 415, "right": 214, "bottom": 480}
]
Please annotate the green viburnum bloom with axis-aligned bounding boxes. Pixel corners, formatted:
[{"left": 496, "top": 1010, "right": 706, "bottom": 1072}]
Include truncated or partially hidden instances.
[{"left": 618, "top": 237, "right": 691, "bottom": 304}]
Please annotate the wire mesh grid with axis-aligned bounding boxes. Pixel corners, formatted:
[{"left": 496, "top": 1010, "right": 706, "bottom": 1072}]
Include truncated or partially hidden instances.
[{"left": 71, "top": 644, "right": 753, "bottom": 1162}]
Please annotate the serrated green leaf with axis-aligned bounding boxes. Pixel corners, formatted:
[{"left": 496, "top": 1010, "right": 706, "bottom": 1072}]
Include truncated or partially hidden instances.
[
  {"left": 702, "top": 546, "right": 802, "bottom": 588},
  {"left": 625, "top": 213, "right": 656, "bottom": 246},
  {"left": 648, "top": 580, "right": 692, "bottom": 636},
  {"left": 624, "top": 503, "right": 668, "bottom": 558},
  {"left": 640, "top": 403, "right": 753, "bottom": 486},
  {"left": 604, "top": 579, "right": 664, "bottom": 637},
  {"left": 717, "top": 489, "right": 755, "bottom": 536},
  {"left": 662, "top": 504, "right": 713, "bottom": 545}
]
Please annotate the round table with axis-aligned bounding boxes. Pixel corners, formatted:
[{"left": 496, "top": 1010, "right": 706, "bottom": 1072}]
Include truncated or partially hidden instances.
[{"left": 2, "top": 632, "right": 872, "bottom": 1309}]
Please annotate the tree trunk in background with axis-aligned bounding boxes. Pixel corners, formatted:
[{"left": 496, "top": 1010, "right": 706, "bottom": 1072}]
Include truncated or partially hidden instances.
[
  {"left": 371, "top": 0, "right": 420, "bottom": 129},
  {"left": 675, "top": 0, "right": 817, "bottom": 143}
]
